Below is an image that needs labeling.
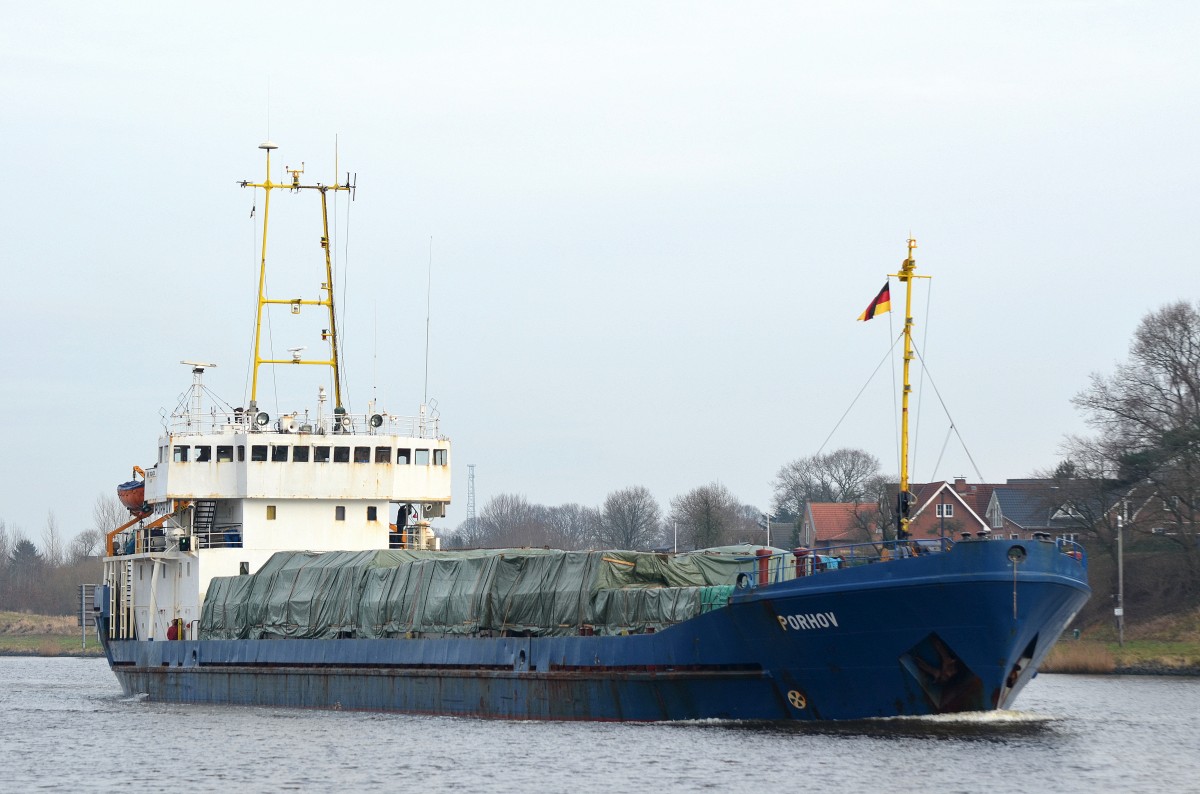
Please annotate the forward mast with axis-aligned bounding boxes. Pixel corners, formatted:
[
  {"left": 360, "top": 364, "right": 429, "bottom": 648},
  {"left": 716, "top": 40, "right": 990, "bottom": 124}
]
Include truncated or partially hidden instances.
[{"left": 894, "top": 237, "right": 929, "bottom": 540}]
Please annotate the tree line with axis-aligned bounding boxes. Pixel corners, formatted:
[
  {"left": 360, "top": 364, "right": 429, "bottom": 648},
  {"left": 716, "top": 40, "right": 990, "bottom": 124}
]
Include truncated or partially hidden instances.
[
  {"left": 442, "top": 447, "right": 898, "bottom": 553},
  {"left": 444, "top": 483, "right": 779, "bottom": 552},
  {"left": 0, "top": 497, "right": 117, "bottom": 615}
]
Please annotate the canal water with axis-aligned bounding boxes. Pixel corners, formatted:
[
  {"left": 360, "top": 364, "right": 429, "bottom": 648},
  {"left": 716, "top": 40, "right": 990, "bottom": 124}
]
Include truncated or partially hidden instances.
[{"left": 1, "top": 656, "right": 1196, "bottom": 793}]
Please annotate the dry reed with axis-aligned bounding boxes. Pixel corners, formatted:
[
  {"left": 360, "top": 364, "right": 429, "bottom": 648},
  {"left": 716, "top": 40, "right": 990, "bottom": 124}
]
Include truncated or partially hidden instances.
[{"left": 1039, "top": 641, "right": 1115, "bottom": 674}]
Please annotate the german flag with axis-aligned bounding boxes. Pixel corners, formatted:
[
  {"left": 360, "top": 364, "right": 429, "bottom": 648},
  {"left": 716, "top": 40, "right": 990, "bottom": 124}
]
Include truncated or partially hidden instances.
[{"left": 857, "top": 281, "right": 891, "bottom": 321}]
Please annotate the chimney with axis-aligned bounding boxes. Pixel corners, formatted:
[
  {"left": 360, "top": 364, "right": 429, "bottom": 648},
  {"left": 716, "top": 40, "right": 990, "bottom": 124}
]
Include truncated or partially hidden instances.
[{"left": 954, "top": 477, "right": 967, "bottom": 493}]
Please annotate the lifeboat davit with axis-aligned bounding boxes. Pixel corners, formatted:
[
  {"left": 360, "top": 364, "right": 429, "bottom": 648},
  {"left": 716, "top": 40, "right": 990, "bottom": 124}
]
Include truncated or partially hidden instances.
[{"left": 117, "top": 480, "right": 146, "bottom": 514}]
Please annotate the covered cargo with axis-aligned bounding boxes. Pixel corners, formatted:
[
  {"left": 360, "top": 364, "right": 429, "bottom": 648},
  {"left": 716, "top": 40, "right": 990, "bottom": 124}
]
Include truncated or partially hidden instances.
[{"left": 199, "top": 547, "right": 777, "bottom": 639}]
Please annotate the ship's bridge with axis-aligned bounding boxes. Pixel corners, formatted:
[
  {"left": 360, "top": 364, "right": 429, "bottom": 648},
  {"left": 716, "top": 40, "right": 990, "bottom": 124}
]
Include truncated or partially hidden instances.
[{"left": 145, "top": 408, "right": 450, "bottom": 504}]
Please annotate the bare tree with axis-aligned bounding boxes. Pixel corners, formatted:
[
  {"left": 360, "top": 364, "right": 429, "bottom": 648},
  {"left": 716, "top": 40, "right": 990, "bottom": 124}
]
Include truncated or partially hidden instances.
[
  {"left": 41, "top": 512, "right": 64, "bottom": 568},
  {"left": 1071, "top": 300, "right": 1200, "bottom": 584},
  {"left": 670, "top": 483, "right": 740, "bottom": 550},
  {"left": 92, "top": 494, "right": 128, "bottom": 536},
  {"left": 476, "top": 494, "right": 551, "bottom": 548},
  {"left": 544, "top": 504, "right": 601, "bottom": 550},
  {"left": 68, "top": 529, "right": 104, "bottom": 563},
  {"left": 772, "top": 448, "right": 886, "bottom": 517},
  {"left": 0, "top": 519, "right": 9, "bottom": 573},
  {"left": 600, "top": 486, "right": 661, "bottom": 549}
]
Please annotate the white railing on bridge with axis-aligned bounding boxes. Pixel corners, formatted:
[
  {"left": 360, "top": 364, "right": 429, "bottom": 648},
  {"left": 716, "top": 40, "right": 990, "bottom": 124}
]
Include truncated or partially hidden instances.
[{"left": 165, "top": 409, "right": 443, "bottom": 440}]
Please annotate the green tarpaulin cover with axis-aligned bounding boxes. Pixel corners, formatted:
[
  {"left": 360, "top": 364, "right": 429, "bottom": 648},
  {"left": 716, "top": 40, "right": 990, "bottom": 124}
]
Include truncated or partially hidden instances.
[{"left": 199, "top": 546, "right": 776, "bottom": 639}]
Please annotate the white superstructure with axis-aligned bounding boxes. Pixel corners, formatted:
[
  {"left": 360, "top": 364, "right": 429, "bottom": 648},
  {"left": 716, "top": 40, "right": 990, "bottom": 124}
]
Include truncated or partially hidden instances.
[{"left": 101, "top": 143, "right": 451, "bottom": 642}]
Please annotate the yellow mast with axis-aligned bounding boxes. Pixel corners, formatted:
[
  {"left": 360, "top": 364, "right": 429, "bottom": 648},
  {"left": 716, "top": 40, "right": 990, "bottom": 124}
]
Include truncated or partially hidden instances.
[
  {"left": 891, "top": 237, "right": 929, "bottom": 540},
  {"left": 239, "top": 141, "right": 354, "bottom": 411}
]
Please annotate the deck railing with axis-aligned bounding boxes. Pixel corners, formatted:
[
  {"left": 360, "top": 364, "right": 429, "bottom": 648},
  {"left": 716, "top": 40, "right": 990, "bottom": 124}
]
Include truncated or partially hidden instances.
[
  {"left": 740, "top": 534, "right": 1088, "bottom": 591},
  {"left": 165, "top": 408, "right": 442, "bottom": 439}
]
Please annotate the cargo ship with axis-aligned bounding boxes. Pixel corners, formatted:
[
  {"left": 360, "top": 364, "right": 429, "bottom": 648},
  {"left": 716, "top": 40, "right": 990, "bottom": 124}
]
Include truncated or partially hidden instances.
[{"left": 93, "top": 143, "right": 1091, "bottom": 720}]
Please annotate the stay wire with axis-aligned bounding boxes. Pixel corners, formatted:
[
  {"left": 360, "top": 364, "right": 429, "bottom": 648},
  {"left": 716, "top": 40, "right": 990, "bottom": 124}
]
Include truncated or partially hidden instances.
[
  {"left": 911, "top": 277, "right": 933, "bottom": 479},
  {"left": 910, "top": 341, "right": 986, "bottom": 482},
  {"left": 887, "top": 287, "right": 900, "bottom": 478},
  {"left": 815, "top": 331, "right": 904, "bottom": 459}
]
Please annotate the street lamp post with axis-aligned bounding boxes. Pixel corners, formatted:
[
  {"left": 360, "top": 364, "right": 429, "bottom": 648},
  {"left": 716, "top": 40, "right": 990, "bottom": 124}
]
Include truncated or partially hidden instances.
[{"left": 1117, "top": 514, "right": 1125, "bottom": 647}]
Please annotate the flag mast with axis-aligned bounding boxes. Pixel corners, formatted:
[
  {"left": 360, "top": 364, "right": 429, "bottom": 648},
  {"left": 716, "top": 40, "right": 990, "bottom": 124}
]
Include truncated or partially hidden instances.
[{"left": 891, "top": 237, "right": 928, "bottom": 539}]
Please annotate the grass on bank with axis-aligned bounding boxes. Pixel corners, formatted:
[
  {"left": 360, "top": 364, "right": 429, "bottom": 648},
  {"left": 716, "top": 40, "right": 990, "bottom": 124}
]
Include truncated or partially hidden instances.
[
  {"left": 1040, "top": 605, "right": 1200, "bottom": 673},
  {"left": 0, "top": 610, "right": 103, "bottom": 656}
]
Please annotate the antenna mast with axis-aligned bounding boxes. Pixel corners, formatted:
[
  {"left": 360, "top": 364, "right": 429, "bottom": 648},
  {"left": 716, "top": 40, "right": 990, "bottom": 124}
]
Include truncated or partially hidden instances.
[
  {"left": 240, "top": 142, "right": 355, "bottom": 410},
  {"left": 466, "top": 464, "right": 477, "bottom": 536}
]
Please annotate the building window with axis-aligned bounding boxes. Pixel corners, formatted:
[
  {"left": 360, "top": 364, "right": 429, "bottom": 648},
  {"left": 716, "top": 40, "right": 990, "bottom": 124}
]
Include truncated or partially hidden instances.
[
  {"left": 217, "top": 445, "right": 234, "bottom": 462},
  {"left": 195, "top": 445, "right": 212, "bottom": 462},
  {"left": 936, "top": 503, "right": 954, "bottom": 518},
  {"left": 335, "top": 505, "right": 346, "bottom": 521},
  {"left": 375, "top": 446, "right": 391, "bottom": 463},
  {"left": 173, "top": 446, "right": 189, "bottom": 463},
  {"left": 271, "top": 445, "right": 289, "bottom": 462},
  {"left": 367, "top": 506, "right": 378, "bottom": 521},
  {"left": 314, "top": 446, "right": 330, "bottom": 463},
  {"left": 334, "top": 447, "right": 351, "bottom": 463},
  {"left": 354, "top": 446, "right": 370, "bottom": 463},
  {"left": 433, "top": 449, "right": 448, "bottom": 466},
  {"left": 266, "top": 505, "right": 277, "bottom": 520},
  {"left": 251, "top": 445, "right": 268, "bottom": 462},
  {"left": 396, "top": 448, "right": 411, "bottom": 465},
  {"left": 293, "top": 446, "right": 310, "bottom": 463},
  {"left": 414, "top": 449, "right": 431, "bottom": 465},
  {"left": 1058, "top": 532, "right": 1078, "bottom": 543}
]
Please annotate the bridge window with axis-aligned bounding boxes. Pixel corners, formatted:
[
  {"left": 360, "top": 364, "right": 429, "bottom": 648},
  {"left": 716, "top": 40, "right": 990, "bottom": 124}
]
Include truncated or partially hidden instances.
[
  {"left": 354, "top": 446, "right": 370, "bottom": 463},
  {"left": 335, "top": 505, "right": 346, "bottom": 521},
  {"left": 237, "top": 445, "right": 245, "bottom": 462},
  {"left": 375, "top": 446, "right": 391, "bottom": 463},
  {"left": 195, "top": 446, "right": 212, "bottom": 462},
  {"left": 414, "top": 449, "right": 430, "bottom": 465},
  {"left": 293, "top": 446, "right": 310, "bottom": 463},
  {"left": 251, "top": 445, "right": 268, "bottom": 462},
  {"left": 314, "top": 446, "right": 330, "bottom": 463},
  {"left": 173, "top": 446, "right": 189, "bottom": 463},
  {"left": 266, "top": 505, "right": 277, "bottom": 520},
  {"left": 397, "top": 448, "right": 411, "bottom": 465},
  {"left": 334, "top": 447, "right": 351, "bottom": 463},
  {"left": 367, "top": 506, "right": 378, "bottom": 521},
  {"left": 271, "top": 445, "right": 289, "bottom": 463},
  {"left": 217, "top": 446, "right": 233, "bottom": 462},
  {"left": 433, "top": 449, "right": 447, "bottom": 466},
  {"left": 159, "top": 445, "right": 167, "bottom": 464}
]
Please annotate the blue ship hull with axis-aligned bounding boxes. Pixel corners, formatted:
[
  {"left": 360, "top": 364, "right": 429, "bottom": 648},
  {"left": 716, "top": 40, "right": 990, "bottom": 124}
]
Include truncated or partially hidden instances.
[{"left": 101, "top": 539, "right": 1089, "bottom": 720}]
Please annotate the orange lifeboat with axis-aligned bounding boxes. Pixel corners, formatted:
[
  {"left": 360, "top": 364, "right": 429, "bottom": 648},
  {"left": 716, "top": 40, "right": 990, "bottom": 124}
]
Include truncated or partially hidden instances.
[{"left": 117, "top": 480, "right": 146, "bottom": 514}]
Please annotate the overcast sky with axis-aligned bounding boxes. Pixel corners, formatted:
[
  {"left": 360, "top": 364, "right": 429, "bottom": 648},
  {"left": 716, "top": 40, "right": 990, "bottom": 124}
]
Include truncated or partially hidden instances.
[{"left": 3, "top": 2, "right": 1198, "bottom": 542}]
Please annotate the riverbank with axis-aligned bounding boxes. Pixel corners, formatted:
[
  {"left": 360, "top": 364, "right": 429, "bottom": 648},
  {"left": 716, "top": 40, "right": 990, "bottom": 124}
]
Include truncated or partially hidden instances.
[
  {"left": 4, "top": 608, "right": 1200, "bottom": 671},
  {"left": 0, "top": 611, "right": 102, "bottom": 657},
  {"left": 1039, "top": 605, "right": 1200, "bottom": 675}
]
